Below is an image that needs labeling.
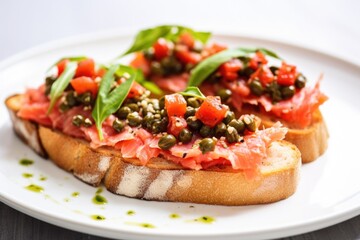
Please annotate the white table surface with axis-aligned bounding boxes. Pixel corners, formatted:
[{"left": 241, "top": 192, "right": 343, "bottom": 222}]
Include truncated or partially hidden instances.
[{"left": 1, "top": 0, "right": 359, "bottom": 239}]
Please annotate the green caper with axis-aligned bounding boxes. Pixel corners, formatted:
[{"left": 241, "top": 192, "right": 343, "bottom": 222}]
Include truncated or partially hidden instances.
[
  {"left": 160, "top": 109, "right": 167, "bottom": 117},
  {"left": 281, "top": 85, "right": 295, "bottom": 100},
  {"left": 112, "top": 119, "right": 124, "bottom": 132},
  {"left": 225, "top": 126, "right": 240, "bottom": 143},
  {"left": 240, "top": 67, "right": 254, "bottom": 78},
  {"left": 217, "top": 89, "right": 232, "bottom": 102},
  {"left": 243, "top": 116, "right": 257, "bottom": 132},
  {"left": 72, "top": 115, "right": 84, "bottom": 127},
  {"left": 199, "top": 138, "right": 216, "bottom": 154},
  {"left": 184, "top": 107, "right": 196, "bottom": 118},
  {"left": 159, "top": 97, "right": 165, "bottom": 109},
  {"left": 249, "top": 79, "right": 264, "bottom": 96},
  {"left": 199, "top": 125, "right": 214, "bottom": 138},
  {"left": 161, "top": 56, "right": 182, "bottom": 75},
  {"left": 78, "top": 92, "right": 92, "bottom": 105},
  {"left": 117, "top": 106, "right": 132, "bottom": 120},
  {"left": 158, "top": 117, "right": 169, "bottom": 132},
  {"left": 126, "top": 103, "right": 139, "bottom": 112},
  {"left": 207, "top": 72, "right": 222, "bottom": 83},
  {"left": 150, "top": 62, "right": 164, "bottom": 75},
  {"left": 151, "top": 120, "right": 163, "bottom": 134},
  {"left": 295, "top": 74, "right": 306, "bottom": 89},
  {"left": 66, "top": 91, "right": 77, "bottom": 107},
  {"left": 187, "top": 97, "right": 200, "bottom": 108},
  {"left": 59, "top": 102, "right": 70, "bottom": 112},
  {"left": 45, "top": 76, "right": 56, "bottom": 95},
  {"left": 178, "top": 129, "right": 193, "bottom": 143},
  {"left": 143, "top": 48, "right": 154, "bottom": 60},
  {"left": 158, "top": 134, "right": 177, "bottom": 150},
  {"left": 83, "top": 118, "right": 92, "bottom": 127},
  {"left": 266, "top": 82, "right": 282, "bottom": 102},
  {"left": 223, "top": 111, "right": 235, "bottom": 124},
  {"left": 186, "top": 116, "right": 202, "bottom": 131},
  {"left": 228, "top": 119, "right": 245, "bottom": 134},
  {"left": 127, "top": 112, "right": 143, "bottom": 127},
  {"left": 215, "top": 122, "right": 227, "bottom": 138},
  {"left": 269, "top": 66, "right": 279, "bottom": 75},
  {"left": 142, "top": 114, "right": 154, "bottom": 129}
]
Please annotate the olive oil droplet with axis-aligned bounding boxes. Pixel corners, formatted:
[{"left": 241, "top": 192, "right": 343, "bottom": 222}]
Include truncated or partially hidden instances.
[
  {"left": 25, "top": 184, "right": 43, "bottom": 193},
  {"left": 22, "top": 173, "right": 33, "bottom": 178},
  {"left": 92, "top": 195, "right": 107, "bottom": 205},
  {"left": 91, "top": 215, "right": 105, "bottom": 221},
  {"left": 19, "top": 159, "right": 34, "bottom": 166}
]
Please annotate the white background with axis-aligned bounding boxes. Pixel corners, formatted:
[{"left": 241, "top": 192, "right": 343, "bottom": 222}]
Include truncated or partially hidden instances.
[{"left": 1, "top": 0, "right": 360, "bottom": 64}]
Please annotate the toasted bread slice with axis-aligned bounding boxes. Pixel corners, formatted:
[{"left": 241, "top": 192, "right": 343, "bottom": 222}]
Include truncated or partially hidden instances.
[
  {"left": 240, "top": 105, "right": 328, "bottom": 163},
  {"left": 5, "top": 94, "right": 301, "bottom": 205}
]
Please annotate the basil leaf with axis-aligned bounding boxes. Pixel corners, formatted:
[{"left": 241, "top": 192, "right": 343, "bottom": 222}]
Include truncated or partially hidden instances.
[
  {"left": 121, "top": 25, "right": 211, "bottom": 57},
  {"left": 188, "top": 49, "right": 248, "bottom": 87},
  {"left": 46, "top": 56, "right": 88, "bottom": 72},
  {"left": 238, "top": 47, "right": 282, "bottom": 60},
  {"left": 179, "top": 87, "right": 205, "bottom": 99},
  {"left": 47, "top": 62, "right": 77, "bottom": 114},
  {"left": 92, "top": 65, "right": 136, "bottom": 140}
]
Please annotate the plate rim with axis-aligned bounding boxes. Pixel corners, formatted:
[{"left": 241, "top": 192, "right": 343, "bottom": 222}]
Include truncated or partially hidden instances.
[{"left": 1, "top": 29, "right": 360, "bottom": 240}]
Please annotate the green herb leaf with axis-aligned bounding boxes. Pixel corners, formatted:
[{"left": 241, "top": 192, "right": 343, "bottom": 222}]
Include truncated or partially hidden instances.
[
  {"left": 92, "top": 65, "right": 136, "bottom": 140},
  {"left": 47, "top": 62, "right": 77, "bottom": 114},
  {"left": 46, "top": 56, "right": 88, "bottom": 72},
  {"left": 179, "top": 87, "right": 205, "bottom": 99},
  {"left": 238, "top": 47, "right": 282, "bottom": 60},
  {"left": 121, "top": 25, "right": 211, "bottom": 57},
  {"left": 188, "top": 49, "right": 248, "bottom": 87}
]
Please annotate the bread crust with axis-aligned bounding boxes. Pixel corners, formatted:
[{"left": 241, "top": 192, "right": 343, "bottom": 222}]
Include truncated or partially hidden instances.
[{"left": 5, "top": 94, "right": 301, "bottom": 205}]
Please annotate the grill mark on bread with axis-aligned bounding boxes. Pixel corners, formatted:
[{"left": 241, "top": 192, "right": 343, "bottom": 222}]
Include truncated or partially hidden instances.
[{"left": 116, "top": 165, "right": 151, "bottom": 198}]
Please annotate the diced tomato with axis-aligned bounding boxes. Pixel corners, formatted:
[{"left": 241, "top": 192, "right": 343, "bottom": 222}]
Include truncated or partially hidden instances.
[
  {"left": 70, "top": 76, "right": 98, "bottom": 96},
  {"left": 168, "top": 116, "right": 187, "bottom": 137},
  {"left": 219, "top": 59, "right": 242, "bottom": 81},
  {"left": 250, "top": 66, "right": 274, "bottom": 85},
  {"left": 127, "top": 81, "right": 146, "bottom": 98},
  {"left": 249, "top": 51, "right": 268, "bottom": 70},
  {"left": 165, "top": 94, "right": 187, "bottom": 118},
  {"left": 153, "top": 38, "right": 170, "bottom": 60},
  {"left": 202, "top": 43, "right": 227, "bottom": 58},
  {"left": 57, "top": 59, "right": 69, "bottom": 76},
  {"left": 75, "top": 58, "right": 95, "bottom": 78},
  {"left": 179, "top": 32, "right": 195, "bottom": 48},
  {"left": 130, "top": 53, "right": 151, "bottom": 76},
  {"left": 96, "top": 68, "right": 107, "bottom": 78},
  {"left": 196, "top": 96, "right": 228, "bottom": 127},
  {"left": 175, "top": 45, "right": 201, "bottom": 64},
  {"left": 276, "top": 62, "right": 297, "bottom": 86}
]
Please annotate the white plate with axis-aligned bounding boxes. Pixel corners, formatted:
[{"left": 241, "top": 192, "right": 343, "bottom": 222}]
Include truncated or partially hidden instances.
[{"left": 1, "top": 31, "right": 360, "bottom": 240}]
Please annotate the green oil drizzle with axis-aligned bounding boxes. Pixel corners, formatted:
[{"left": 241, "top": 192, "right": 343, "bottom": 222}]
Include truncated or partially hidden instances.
[
  {"left": 96, "top": 187, "right": 103, "bottom": 194},
  {"left": 126, "top": 210, "right": 135, "bottom": 216},
  {"left": 22, "top": 173, "right": 33, "bottom": 178},
  {"left": 169, "top": 213, "right": 180, "bottom": 219},
  {"left": 92, "top": 195, "right": 107, "bottom": 205},
  {"left": 194, "top": 216, "right": 215, "bottom": 224},
  {"left": 25, "top": 184, "right": 43, "bottom": 193},
  {"left": 72, "top": 192, "right": 80, "bottom": 197},
  {"left": 19, "top": 159, "right": 34, "bottom": 166},
  {"left": 39, "top": 175, "right": 47, "bottom": 181},
  {"left": 91, "top": 215, "right": 106, "bottom": 221},
  {"left": 125, "top": 222, "right": 155, "bottom": 229},
  {"left": 64, "top": 198, "right": 70, "bottom": 202}
]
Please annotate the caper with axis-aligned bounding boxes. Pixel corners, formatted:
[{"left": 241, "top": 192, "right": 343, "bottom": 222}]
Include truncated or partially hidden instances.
[
  {"left": 158, "top": 134, "right": 177, "bottom": 150},
  {"left": 228, "top": 119, "right": 245, "bottom": 134},
  {"left": 225, "top": 126, "right": 240, "bottom": 143},
  {"left": 142, "top": 114, "right": 154, "bottom": 129},
  {"left": 186, "top": 116, "right": 202, "bottom": 131},
  {"left": 158, "top": 117, "right": 169, "bottom": 132},
  {"left": 59, "top": 102, "right": 70, "bottom": 112},
  {"left": 240, "top": 67, "right": 254, "bottom": 78},
  {"left": 223, "top": 111, "right": 235, "bottom": 124},
  {"left": 281, "top": 85, "right": 295, "bottom": 100},
  {"left": 217, "top": 89, "right": 232, "bottom": 102},
  {"left": 159, "top": 97, "right": 165, "bottom": 109},
  {"left": 45, "top": 76, "right": 56, "bottom": 95},
  {"left": 269, "top": 66, "right": 279, "bottom": 75},
  {"left": 160, "top": 109, "right": 167, "bottom": 117},
  {"left": 78, "top": 92, "right": 92, "bottom": 105},
  {"left": 215, "top": 122, "right": 227, "bottom": 138},
  {"left": 187, "top": 97, "right": 200, "bottom": 108},
  {"left": 150, "top": 62, "right": 164, "bottom": 75},
  {"left": 199, "top": 125, "right": 214, "bottom": 138},
  {"left": 72, "top": 115, "right": 84, "bottom": 127},
  {"left": 295, "top": 74, "right": 306, "bottom": 89},
  {"left": 161, "top": 56, "right": 182, "bottom": 75},
  {"left": 66, "top": 91, "right": 77, "bottom": 107},
  {"left": 117, "top": 106, "right": 131, "bottom": 120},
  {"left": 207, "top": 72, "right": 222, "bottom": 83},
  {"left": 112, "top": 119, "right": 124, "bottom": 132},
  {"left": 143, "top": 48, "right": 154, "bottom": 60},
  {"left": 178, "top": 129, "right": 193, "bottom": 143},
  {"left": 199, "top": 138, "right": 216, "bottom": 154},
  {"left": 127, "top": 112, "right": 143, "bottom": 127},
  {"left": 151, "top": 120, "right": 163, "bottom": 134},
  {"left": 83, "top": 118, "right": 93, "bottom": 127},
  {"left": 266, "top": 82, "right": 282, "bottom": 102},
  {"left": 243, "top": 116, "right": 257, "bottom": 132},
  {"left": 184, "top": 107, "right": 196, "bottom": 118},
  {"left": 126, "top": 103, "right": 139, "bottom": 112},
  {"left": 249, "top": 79, "right": 264, "bottom": 96}
]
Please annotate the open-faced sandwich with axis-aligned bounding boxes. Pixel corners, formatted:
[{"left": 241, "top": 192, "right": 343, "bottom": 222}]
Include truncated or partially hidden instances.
[
  {"left": 5, "top": 56, "right": 301, "bottom": 205},
  {"left": 125, "top": 25, "right": 328, "bottom": 163}
]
